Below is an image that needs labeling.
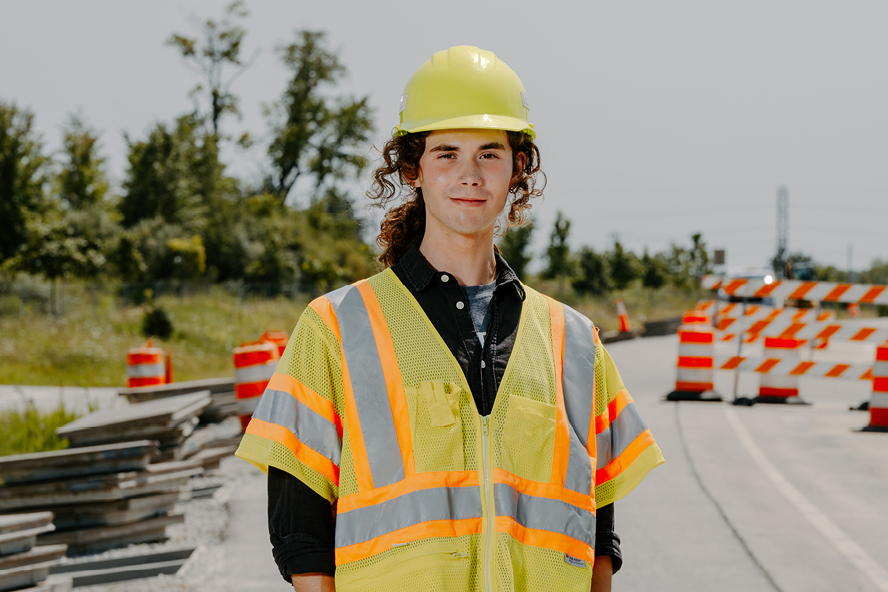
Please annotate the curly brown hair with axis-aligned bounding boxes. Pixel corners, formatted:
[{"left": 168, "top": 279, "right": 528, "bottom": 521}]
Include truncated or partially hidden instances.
[{"left": 366, "top": 131, "right": 545, "bottom": 268}]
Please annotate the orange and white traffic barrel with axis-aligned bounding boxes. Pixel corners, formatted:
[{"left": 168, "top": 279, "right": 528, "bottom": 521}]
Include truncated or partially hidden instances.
[
  {"left": 616, "top": 298, "right": 632, "bottom": 334},
  {"left": 865, "top": 342, "right": 888, "bottom": 431},
  {"left": 756, "top": 337, "right": 807, "bottom": 404},
  {"left": 666, "top": 311, "right": 722, "bottom": 401},
  {"left": 126, "top": 341, "right": 166, "bottom": 388},
  {"left": 260, "top": 330, "right": 289, "bottom": 357},
  {"left": 847, "top": 303, "right": 861, "bottom": 318},
  {"left": 233, "top": 340, "right": 280, "bottom": 431}
]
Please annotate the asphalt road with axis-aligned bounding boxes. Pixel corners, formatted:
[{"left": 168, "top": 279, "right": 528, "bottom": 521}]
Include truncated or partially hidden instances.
[{"left": 609, "top": 334, "right": 888, "bottom": 592}]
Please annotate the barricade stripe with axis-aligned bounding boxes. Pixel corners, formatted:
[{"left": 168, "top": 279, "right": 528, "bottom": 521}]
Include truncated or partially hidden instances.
[
  {"left": 823, "top": 285, "right": 851, "bottom": 301},
  {"left": 851, "top": 328, "right": 876, "bottom": 342},
  {"left": 790, "top": 361, "right": 816, "bottom": 376},
  {"left": 755, "top": 359, "right": 781, "bottom": 373},
  {"left": 860, "top": 286, "right": 886, "bottom": 304}
]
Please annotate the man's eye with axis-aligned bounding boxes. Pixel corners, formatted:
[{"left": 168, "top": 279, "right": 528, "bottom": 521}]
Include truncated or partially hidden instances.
[{"left": 481, "top": 153, "right": 499, "bottom": 159}]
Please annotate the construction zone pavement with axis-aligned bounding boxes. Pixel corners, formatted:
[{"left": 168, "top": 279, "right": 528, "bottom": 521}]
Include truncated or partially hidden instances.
[{"left": 5, "top": 330, "right": 888, "bottom": 591}]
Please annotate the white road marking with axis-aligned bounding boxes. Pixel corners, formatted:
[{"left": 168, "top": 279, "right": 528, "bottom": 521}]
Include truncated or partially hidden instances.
[{"left": 724, "top": 406, "right": 888, "bottom": 592}]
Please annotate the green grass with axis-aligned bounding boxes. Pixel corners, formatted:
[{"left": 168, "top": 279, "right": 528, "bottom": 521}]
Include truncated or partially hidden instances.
[
  {"left": 0, "top": 279, "right": 701, "bottom": 388},
  {"left": 0, "top": 401, "right": 80, "bottom": 457},
  {"left": 0, "top": 285, "right": 310, "bottom": 387}
]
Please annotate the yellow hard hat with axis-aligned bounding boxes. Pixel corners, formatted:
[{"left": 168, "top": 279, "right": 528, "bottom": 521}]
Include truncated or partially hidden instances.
[{"left": 395, "top": 45, "right": 535, "bottom": 140}]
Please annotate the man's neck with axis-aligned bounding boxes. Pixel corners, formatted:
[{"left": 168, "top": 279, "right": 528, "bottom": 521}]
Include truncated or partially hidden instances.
[{"left": 419, "top": 229, "right": 497, "bottom": 287}]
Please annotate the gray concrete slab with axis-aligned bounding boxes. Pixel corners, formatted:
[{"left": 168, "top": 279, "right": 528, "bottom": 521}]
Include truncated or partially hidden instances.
[{"left": 0, "top": 386, "right": 124, "bottom": 415}]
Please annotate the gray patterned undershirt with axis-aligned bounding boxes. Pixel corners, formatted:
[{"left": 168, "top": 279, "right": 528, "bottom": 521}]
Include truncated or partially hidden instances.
[{"left": 463, "top": 280, "right": 496, "bottom": 347}]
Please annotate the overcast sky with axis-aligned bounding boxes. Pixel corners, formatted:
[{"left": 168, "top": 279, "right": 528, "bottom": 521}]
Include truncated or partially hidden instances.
[{"left": 2, "top": 0, "right": 886, "bottom": 273}]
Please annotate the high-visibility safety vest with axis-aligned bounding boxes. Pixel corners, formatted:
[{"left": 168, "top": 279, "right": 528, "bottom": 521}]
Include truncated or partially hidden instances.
[{"left": 236, "top": 269, "right": 664, "bottom": 592}]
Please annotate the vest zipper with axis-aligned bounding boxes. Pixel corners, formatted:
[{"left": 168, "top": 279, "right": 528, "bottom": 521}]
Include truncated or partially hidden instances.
[{"left": 481, "top": 415, "right": 495, "bottom": 592}]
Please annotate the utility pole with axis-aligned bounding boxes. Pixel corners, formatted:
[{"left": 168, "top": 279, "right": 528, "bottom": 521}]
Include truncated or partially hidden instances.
[{"left": 775, "top": 186, "right": 789, "bottom": 277}]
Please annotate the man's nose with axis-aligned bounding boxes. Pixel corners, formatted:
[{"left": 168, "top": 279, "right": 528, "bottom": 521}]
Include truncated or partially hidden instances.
[{"left": 459, "top": 161, "right": 481, "bottom": 186}]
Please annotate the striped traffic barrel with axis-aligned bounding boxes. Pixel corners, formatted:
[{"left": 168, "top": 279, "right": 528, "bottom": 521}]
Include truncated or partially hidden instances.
[
  {"left": 866, "top": 342, "right": 888, "bottom": 431},
  {"left": 260, "top": 330, "right": 289, "bottom": 357},
  {"left": 757, "top": 337, "right": 806, "bottom": 404},
  {"left": 126, "top": 341, "right": 166, "bottom": 388},
  {"left": 616, "top": 298, "right": 632, "bottom": 333},
  {"left": 233, "top": 340, "right": 280, "bottom": 431},
  {"left": 666, "top": 311, "right": 722, "bottom": 401}
]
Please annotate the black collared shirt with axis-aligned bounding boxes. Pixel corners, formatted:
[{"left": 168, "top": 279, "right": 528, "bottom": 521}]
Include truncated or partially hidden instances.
[{"left": 268, "top": 246, "right": 621, "bottom": 582}]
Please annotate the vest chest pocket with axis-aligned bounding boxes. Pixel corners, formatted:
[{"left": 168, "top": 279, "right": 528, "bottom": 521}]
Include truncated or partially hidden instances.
[
  {"left": 499, "top": 395, "right": 556, "bottom": 482},
  {"left": 406, "top": 381, "right": 465, "bottom": 472}
]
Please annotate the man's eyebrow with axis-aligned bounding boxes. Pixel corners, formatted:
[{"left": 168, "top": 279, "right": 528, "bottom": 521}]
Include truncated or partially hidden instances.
[{"left": 428, "top": 142, "right": 506, "bottom": 152}]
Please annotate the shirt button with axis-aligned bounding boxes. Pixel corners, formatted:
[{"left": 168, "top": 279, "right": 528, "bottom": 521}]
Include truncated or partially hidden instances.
[
  {"left": 441, "top": 274, "right": 450, "bottom": 283},
  {"left": 456, "top": 301, "right": 465, "bottom": 310},
  {"left": 481, "top": 360, "right": 486, "bottom": 369}
]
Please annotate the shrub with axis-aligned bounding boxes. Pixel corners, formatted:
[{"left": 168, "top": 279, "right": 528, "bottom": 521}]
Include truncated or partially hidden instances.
[
  {"left": 142, "top": 306, "right": 174, "bottom": 340},
  {"left": 0, "top": 401, "right": 79, "bottom": 457}
]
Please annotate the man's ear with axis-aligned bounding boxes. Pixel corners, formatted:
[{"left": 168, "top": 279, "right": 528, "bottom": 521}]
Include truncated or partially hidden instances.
[{"left": 511, "top": 152, "right": 527, "bottom": 187}]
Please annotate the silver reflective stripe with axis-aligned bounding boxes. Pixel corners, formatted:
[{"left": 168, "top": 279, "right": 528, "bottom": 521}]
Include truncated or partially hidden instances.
[
  {"left": 494, "top": 483, "right": 595, "bottom": 546},
  {"left": 561, "top": 305, "right": 597, "bottom": 448},
  {"left": 335, "top": 486, "right": 482, "bottom": 548},
  {"left": 234, "top": 363, "right": 276, "bottom": 384},
  {"left": 252, "top": 388, "right": 342, "bottom": 467},
  {"left": 564, "top": 429, "right": 593, "bottom": 495},
  {"left": 329, "top": 284, "right": 405, "bottom": 488},
  {"left": 595, "top": 401, "right": 646, "bottom": 471},
  {"left": 127, "top": 363, "right": 165, "bottom": 378}
]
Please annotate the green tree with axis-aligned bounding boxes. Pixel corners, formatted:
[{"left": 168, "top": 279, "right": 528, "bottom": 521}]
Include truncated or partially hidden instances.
[
  {"left": 862, "top": 258, "right": 888, "bottom": 285},
  {"left": 264, "top": 30, "right": 374, "bottom": 205},
  {"left": 641, "top": 249, "right": 667, "bottom": 289},
  {"left": 667, "top": 233, "right": 712, "bottom": 290},
  {"left": 497, "top": 224, "right": 534, "bottom": 281},
  {"left": 688, "top": 232, "right": 712, "bottom": 281},
  {"left": 166, "top": 0, "right": 254, "bottom": 139},
  {"left": 542, "top": 212, "right": 574, "bottom": 294},
  {"left": 0, "top": 101, "right": 49, "bottom": 261},
  {"left": 607, "top": 240, "right": 639, "bottom": 290},
  {"left": 55, "top": 114, "right": 110, "bottom": 209},
  {"left": 120, "top": 115, "right": 229, "bottom": 230},
  {"left": 572, "top": 247, "right": 611, "bottom": 296}
]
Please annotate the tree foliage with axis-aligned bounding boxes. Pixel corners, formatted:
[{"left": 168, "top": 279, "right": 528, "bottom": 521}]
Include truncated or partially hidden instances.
[
  {"left": 607, "top": 240, "right": 639, "bottom": 291},
  {"left": 264, "top": 30, "right": 374, "bottom": 205},
  {"left": 573, "top": 247, "right": 611, "bottom": 296},
  {"left": 497, "top": 224, "right": 534, "bottom": 281},
  {"left": 0, "top": 101, "right": 49, "bottom": 260},
  {"left": 166, "top": 0, "right": 253, "bottom": 139},
  {"left": 641, "top": 249, "right": 667, "bottom": 289},
  {"left": 56, "top": 114, "right": 110, "bottom": 209}
]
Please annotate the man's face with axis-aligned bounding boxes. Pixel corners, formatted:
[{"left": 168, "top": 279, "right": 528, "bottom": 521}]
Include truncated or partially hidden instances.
[{"left": 415, "top": 129, "right": 521, "bottom": 242}]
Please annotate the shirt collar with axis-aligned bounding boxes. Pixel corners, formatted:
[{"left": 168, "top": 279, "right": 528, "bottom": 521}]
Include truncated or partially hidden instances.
[{"left": 396, "top": 245, "right": 526, "bottom": 300}]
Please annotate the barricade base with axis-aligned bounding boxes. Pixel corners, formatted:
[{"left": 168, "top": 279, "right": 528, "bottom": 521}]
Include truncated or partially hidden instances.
[
  {"left": 753, "top": 395, "right": 811, "bottom": 406},
  {"left": 665, "top": 389, "right": 723, "bottom": 402}
]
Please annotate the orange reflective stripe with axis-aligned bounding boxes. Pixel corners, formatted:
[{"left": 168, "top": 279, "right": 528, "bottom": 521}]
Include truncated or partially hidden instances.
[
  {"left": 335, "top": 518, "right": 482, "bottom": 564},
  {"left": 594, "top": 388, "right": 633, "bottom": 435},
  {"left": 355, "top": 279, "right": 415, "bottom": 477},
  {"left": 815, "top": 325, "right": 841, "bottom": 341},
  {"left": 788, "top": 282, "right": 816, "bottom": 300},
  {"left": 825, "top": 364, "right": 850, "bottom": 378},
  {"left": 493, "top": 468, "right": 592, "bottom": 511},
  {"left": 268, "top": 373, "right": 342, "bottom": 438},
  {"left": 851, "top": 328, "right": 876, "bottom": 341},
  {"left": 721, "top": 356, "right": 743, "bottom": 370},
  {"left": 823, "top": 284, "right": 851, "bottom": 301},
  {"left": 338, "top": 471, "right": 480, "bottom": 513},
  {"left": 755, "top": 358, "right": 781, "bottom": 373},
  {"left": 790, "top": 361, "right": 816, "bottom": 375},
  {"left": 312, "top": 293, "right": 374, "bottom": 492},
  {"left": 246, "top": 416, "right": 339, "bottom": 484},
  {"left": 861, "top": 286, "right": 886, "bottom": 304},
  {"left": 496, "top": 517, "right": 593, "bottom": 562},
  {"left": 546, "top": 297, "right": 570, "bottom": 488},
  {"left": 595, "top": 428, "right": 655, "bottom": 483}
]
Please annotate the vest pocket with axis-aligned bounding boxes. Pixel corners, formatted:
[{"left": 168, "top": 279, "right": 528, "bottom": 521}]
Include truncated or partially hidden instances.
[
  {"left": 406, "top": 381, "right": 465, "bottom": 472},
  {"left": 500, "top": 395, "right": 556, "bottom": 482}
]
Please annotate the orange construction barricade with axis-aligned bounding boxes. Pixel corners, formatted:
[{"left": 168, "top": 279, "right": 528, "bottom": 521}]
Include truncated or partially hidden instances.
[
  {"left": 666, "top": 311, "right": 722, "bottom": 401},
  {"left": 864, "top": 342, "right": 888, "bottom": 431},
  {"left": 233, "top": 340, "right": 280, "bottom": 431},
  {"left": 126, "top": 340, "right": 167, "bottom": 388},
  {"left": 616, "top": 298, "right": 632, "bottom": 334},
  {"left": 260, "top": 330, "right": 289, "bottom": 357},
  {"left": 756, "top": 337, "right": 809, "bottom": 405}
]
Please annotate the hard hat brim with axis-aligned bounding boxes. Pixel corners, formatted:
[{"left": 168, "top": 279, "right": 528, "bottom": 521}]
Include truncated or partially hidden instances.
[{"left": 395, "top": 114, "right": 536, "bottom": 141}]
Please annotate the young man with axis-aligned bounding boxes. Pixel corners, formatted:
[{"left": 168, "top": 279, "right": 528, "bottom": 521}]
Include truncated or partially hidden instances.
[{"left": 236, "top": 46, "right": 664, "bottom": 592}]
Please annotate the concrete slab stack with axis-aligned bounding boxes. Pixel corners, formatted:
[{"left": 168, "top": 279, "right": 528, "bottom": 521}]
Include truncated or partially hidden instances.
[
  {"left": 0, "top": 513, "right": 69, "bottom": 591},
  {"left": 0, "top": 442, "right": 202, "bottom": 556},
  {"left": 118, "top": 377, "right": 238, "bottom": 424}
]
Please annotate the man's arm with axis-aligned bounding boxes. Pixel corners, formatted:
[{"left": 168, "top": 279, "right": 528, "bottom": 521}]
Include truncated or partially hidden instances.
[
  {"left": 591, "top": 556, "right": 612, "bottom": 592},
  {"left": 291, "top": 574, "right": 335, "bottom": 592}
]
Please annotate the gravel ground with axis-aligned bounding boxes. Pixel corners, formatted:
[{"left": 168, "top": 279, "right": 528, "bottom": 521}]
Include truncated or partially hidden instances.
[{"left": 61, "top": 433, "right": 257, "bottom": 592}]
